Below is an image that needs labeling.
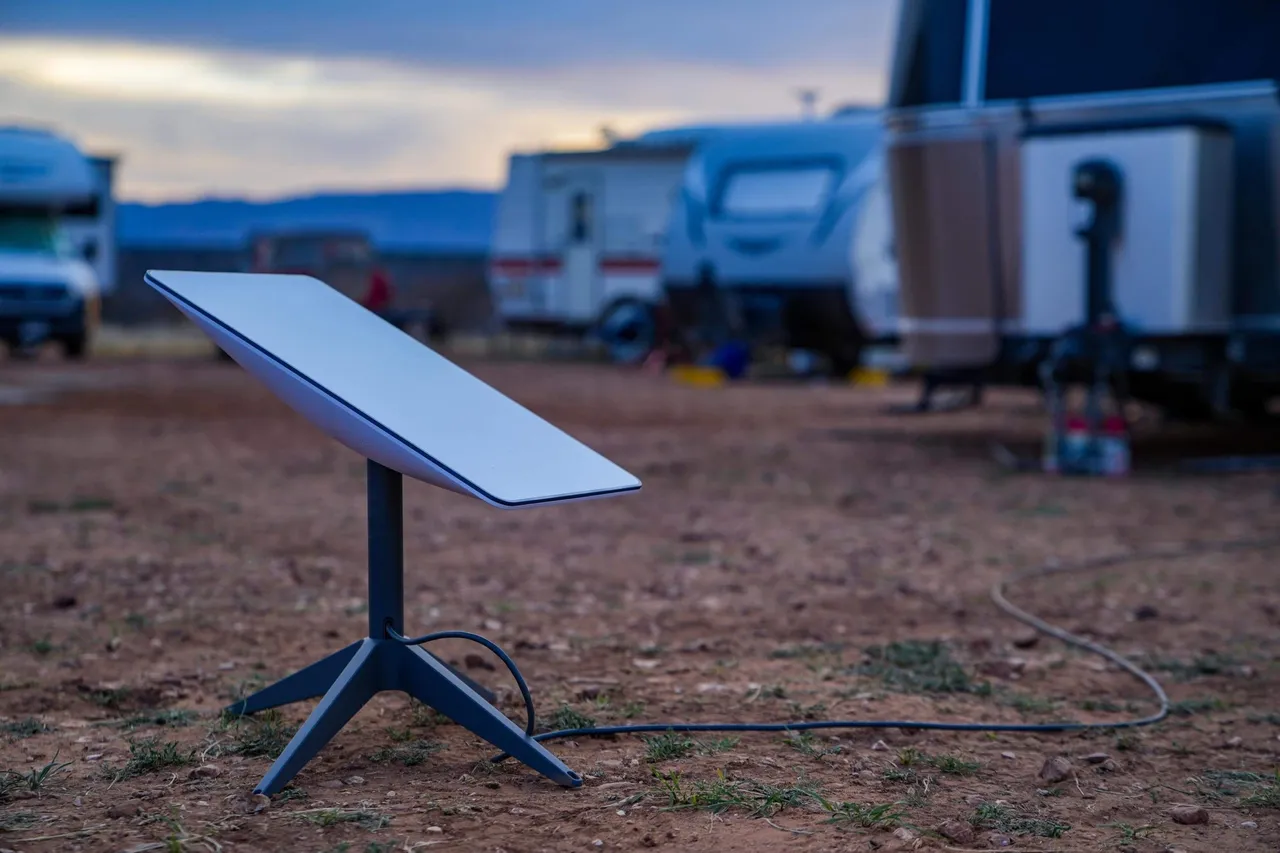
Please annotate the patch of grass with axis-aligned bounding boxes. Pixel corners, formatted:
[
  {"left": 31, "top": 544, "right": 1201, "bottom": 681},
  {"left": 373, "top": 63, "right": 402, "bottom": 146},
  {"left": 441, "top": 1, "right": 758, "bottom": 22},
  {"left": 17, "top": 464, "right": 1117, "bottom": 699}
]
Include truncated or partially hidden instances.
[
  {"left": 857, "top": 640, "right": 985, "bottom": 694},
  {"left": 125, "top": 613, "right": 149, "bottom": 631},
  {"left": 1242, "top": 774, "right": 1280, "bottom": 809},
  {"left": 370, "top": 740, "right": 444, "bottom": 766},
  {"left": 84, "top": 686, "right": 133, "bottom": 710},
  {"left": 1145, "top": 652, "right": 1243, "bottom": 682},
  {"left": 298, "top": 808, "right": 392, "bottom": 830},
  {"left": 110, "top": 737, "right": 196, "bottom": 779},
  {"left": 971, "top": 803, "right": 1070, "bottom": 838},
  {"left": 1168, "top": 697, "right": 1229, "bottom": 716},
  {"left": 27, "top": 637, "right": 55, "bottom": 656},
  {"left": 409, "top": 700, "right": 451, "bottom": 728},
  {"left": 642, "top": 732, "right": 739, "bottom": 762},
  {"left": 216, "top": 709, "right": 297, "bottom": 759},
  {"left": 998, "top": 692, "right": 1060, "bottom": 716},
  {"left": 817, "top": 797, "right": 904, "bottom": 829},
  {"left": 783, "top": 731, "right": 841, "bottom": 759},
  {"left": 384, "top": 726, "right": 413, "bottom": 742},
  {"left": 928, "top": 754, "right": 980, "bottom": 776},
  {"left": 0, "top": 811, "right": 38, "bottom": 831},
  {"left": 621, "top": 701, "right": 646, "bottom": 719},
  {"left": 654, "top": 770, "right": 822, "bottom": 818},
  {"left": 27, "top": 496, "right": 115, "bottom": 514},
  {"left": 1, "top": 753, "right": 73, "bottom": 797},
  {"left": 539, "top": 704, "right": 596, "bottom": 733},
  {"left": 769, "top": 642, "right": 844, "bottom": 660},
  {"left": 102, "top": 708, "right": 199, "bottom": 731},
  {"left": 2, "top": 718, "right": 51, "bottom": 739},
  {"left": 145, "top": 814, "right": 221, "bottom": 853},
  {"left": 276, "top": 786, "right": 308, "bottom": 803},
  {"left": 1105, "top": 822, "right": 1156, "bottom": 844}
]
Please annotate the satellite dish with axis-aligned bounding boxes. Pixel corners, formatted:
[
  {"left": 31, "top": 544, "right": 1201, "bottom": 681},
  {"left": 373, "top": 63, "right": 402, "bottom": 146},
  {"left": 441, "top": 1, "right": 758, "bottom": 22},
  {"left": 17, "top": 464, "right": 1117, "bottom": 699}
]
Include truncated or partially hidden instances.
[{"left": 144, "top": 271, "right": 641, "bottom": 508}]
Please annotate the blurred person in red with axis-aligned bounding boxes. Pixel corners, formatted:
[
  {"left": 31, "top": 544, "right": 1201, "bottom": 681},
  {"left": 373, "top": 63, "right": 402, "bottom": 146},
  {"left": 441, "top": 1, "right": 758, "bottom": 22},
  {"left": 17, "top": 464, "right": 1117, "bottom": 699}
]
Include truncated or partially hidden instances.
[{"left": 361, "top": 265, "right": 395, "bottom": 314}]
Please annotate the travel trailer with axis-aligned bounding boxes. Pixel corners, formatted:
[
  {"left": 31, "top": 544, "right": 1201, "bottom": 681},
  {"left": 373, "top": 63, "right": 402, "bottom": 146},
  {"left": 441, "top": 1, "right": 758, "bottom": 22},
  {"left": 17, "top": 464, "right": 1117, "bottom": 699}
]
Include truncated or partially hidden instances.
[
  {"left": 0, "top": 127, "right": 103, "bottom": 358},
  {"left": 489, "top": 138, "right": 699, "bottom": 363},
  {"left": 660, "top": 114, "right": 895, "bottom": 376},
  {"left": 886, "top": 0, "right": 1280, "bottom": 418}
]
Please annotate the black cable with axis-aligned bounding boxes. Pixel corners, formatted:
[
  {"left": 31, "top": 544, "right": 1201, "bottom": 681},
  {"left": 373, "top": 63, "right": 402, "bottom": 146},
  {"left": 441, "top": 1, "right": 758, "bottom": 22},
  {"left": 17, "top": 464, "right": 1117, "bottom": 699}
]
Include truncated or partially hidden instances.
[
  {"left": 384, "top": 537, "right": 1279, "bottom": 765},
  {"left": 384, "top": 625, "right": 538, "bottom": 738}
]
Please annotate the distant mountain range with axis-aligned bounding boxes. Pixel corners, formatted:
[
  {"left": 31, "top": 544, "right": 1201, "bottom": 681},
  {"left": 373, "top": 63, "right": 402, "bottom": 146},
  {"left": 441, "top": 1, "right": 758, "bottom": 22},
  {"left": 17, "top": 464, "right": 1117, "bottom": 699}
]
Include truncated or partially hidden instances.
[{"left": 117, "top": 189, "right": 498, "bottom": 253}]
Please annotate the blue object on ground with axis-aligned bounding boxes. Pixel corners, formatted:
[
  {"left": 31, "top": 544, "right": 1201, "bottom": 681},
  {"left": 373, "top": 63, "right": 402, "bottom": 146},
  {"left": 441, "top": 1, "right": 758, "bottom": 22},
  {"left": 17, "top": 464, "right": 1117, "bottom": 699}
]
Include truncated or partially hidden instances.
[{"left": 704, "top": 341, "right": 751, "bottom": 379}]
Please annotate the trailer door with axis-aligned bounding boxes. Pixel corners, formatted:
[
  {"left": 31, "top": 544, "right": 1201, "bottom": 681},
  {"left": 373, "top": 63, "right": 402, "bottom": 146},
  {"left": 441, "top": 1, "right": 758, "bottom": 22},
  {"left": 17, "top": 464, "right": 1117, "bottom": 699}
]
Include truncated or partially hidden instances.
[{"left": 543, "top": 170, "right": 602, "bottom": 324}]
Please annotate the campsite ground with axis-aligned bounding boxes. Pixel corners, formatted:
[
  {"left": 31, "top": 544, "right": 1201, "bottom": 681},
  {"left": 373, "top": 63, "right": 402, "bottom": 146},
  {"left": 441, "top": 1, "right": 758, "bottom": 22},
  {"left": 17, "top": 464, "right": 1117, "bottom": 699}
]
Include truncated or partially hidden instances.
[{"left": 1, "top": 355, "right": 1278, "bottom": 852}]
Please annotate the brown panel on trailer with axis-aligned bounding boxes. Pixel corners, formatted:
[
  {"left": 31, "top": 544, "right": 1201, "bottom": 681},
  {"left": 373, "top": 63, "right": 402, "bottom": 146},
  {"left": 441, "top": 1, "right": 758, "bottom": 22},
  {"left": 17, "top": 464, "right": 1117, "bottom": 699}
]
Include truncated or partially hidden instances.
[{"left": 888, "top": 131, "right": 1019, "bottom": 369}]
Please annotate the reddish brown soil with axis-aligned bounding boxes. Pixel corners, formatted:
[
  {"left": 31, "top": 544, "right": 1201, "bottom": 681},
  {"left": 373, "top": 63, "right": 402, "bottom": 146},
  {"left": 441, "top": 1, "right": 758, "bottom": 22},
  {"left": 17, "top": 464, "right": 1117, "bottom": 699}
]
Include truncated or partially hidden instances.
[{"left": 1, "top": 358, "right": 1278, "bottom": 853}]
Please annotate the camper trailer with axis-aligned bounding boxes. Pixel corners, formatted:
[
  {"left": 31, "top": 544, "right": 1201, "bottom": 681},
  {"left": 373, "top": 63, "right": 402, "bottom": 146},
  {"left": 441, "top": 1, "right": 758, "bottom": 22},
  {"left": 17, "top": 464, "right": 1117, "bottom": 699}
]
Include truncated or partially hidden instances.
[
  {"left": 660, "top": 115, "right": 895, "bottom": 376},
  {"left": 0, "top": 127, "right": 103, "bottom": 359},
  {"left": 489, "top": 139, "right": 697, "bottom": 363},
  {"left": 886, "top": 0, "right": 1280, "bottom": 418}
]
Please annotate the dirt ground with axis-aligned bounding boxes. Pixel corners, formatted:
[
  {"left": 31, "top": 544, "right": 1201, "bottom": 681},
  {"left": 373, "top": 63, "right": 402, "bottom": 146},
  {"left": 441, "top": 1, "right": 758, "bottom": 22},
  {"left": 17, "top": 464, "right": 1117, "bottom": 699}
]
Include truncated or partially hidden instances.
[{"left": 1, "top": 356, "right": 1278, "bottom": 853}]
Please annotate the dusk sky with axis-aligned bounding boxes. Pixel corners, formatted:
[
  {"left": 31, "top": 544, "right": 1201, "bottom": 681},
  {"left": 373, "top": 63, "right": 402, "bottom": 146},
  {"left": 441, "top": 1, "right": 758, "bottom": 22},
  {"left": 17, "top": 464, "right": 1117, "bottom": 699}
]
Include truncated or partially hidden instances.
[{"left": 1, "top": 1, "right": 897, "bottom": 201}]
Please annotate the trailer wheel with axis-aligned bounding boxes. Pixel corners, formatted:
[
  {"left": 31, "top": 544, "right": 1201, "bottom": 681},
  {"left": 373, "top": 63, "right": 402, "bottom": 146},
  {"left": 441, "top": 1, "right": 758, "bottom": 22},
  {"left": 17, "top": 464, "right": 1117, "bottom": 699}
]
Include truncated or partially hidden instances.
[
  {"left": 595, "top": 298, "right": 657, "bottom": 365},
  {"left": 60, "top": 333, "right": 88, "bottom": 360}
]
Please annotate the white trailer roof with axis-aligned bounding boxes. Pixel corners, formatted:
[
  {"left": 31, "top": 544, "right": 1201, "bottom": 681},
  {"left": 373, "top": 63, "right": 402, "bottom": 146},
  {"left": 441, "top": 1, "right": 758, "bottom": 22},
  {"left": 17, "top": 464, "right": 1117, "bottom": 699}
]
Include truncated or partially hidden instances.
[{"left": 0, "top": 127, "right": 95, "bottom": 208}]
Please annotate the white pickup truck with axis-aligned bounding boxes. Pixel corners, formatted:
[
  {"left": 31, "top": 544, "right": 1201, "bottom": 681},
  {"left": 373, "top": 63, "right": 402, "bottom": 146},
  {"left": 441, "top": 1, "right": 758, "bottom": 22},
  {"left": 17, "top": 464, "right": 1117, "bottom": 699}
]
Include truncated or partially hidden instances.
[{"left": 0, "top": 127, "right": 102, "bottom": 358}]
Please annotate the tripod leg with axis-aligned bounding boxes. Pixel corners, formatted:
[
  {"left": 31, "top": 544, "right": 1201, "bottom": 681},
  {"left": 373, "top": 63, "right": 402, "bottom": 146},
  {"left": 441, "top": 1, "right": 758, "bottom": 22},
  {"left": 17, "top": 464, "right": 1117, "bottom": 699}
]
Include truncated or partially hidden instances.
[
  {"left": 225, "top": 641, "right": 364, "bottom": 716},
  {"left": 424, "top": 651, "right": 496, "bottom": 704},
  {"left": 253, "top": 639, "right": 379, "bottom": 796},
  {"left": 394, "top": 642, "right": 581, "bottom": 788}
]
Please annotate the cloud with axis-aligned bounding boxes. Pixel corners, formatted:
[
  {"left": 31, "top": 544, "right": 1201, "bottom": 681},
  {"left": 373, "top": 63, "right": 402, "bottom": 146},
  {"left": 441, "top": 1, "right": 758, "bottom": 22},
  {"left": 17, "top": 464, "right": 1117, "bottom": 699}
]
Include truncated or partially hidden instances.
[
  {"left": 2, "top": 0, "right": 897, "bottom": 71},
  {"left": 0, "top": 5, "right": 893, "bottom": 201}
]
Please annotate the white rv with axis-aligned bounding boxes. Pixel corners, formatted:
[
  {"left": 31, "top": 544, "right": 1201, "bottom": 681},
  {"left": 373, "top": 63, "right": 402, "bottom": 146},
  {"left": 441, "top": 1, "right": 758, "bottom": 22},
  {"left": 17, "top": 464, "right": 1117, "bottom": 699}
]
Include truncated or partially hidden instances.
[
  {"left": 0, "top": 127, "right": 102, "bottom": 358},
  {"left": 489, "top": 138, "right": 701, "bottom": 363},
  {"left": 59, "top": 155, "right": 118, "bottom": 295},
  {"left": 660, "top": 114, "right": 895, "bottom": 376}
]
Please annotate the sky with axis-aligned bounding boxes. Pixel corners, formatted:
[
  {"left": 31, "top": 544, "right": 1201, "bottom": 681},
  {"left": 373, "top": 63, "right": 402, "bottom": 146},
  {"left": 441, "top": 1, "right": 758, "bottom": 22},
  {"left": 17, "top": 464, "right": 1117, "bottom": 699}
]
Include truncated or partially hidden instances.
[{"left": 0, "top": 1, "right": 898, "bottom": 202}]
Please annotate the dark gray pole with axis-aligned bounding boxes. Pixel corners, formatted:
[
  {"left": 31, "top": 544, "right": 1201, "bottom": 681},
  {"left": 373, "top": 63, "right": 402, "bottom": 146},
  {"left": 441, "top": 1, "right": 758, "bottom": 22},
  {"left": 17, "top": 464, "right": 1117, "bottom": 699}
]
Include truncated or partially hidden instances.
[{"left": 367, "top": 459, "right": 404, "bottom": 639}]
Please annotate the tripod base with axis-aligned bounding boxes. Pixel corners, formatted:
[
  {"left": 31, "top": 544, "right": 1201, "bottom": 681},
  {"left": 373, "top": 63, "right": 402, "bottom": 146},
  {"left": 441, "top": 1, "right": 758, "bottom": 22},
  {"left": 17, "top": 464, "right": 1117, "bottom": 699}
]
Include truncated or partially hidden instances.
[{"left": 227, "top": 638, "right": 582, "bottom": 795}]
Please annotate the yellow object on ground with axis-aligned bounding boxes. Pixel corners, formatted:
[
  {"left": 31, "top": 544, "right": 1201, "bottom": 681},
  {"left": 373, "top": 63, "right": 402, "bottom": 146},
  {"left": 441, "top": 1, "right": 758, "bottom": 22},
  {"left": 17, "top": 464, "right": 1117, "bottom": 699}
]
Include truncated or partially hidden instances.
[
  {"left": 849, "top": 367, "right": 889, "bottom": 387},
  {"left": 670, "top": 365, "right": 727, "bottom": 388}
]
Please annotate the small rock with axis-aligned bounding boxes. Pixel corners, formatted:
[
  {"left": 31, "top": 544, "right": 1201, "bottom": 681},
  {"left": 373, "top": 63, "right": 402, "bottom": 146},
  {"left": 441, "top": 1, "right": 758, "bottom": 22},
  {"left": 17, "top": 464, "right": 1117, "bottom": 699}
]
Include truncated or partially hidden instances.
[
  {"left": 871, "top": 739, "right": 889, "bottom": 751},
  {"left": 52, "top": 595, "right": 77, "bottom": 610},
  {"left": 107, "top": 804, "right": 140, "bottom": 819},
  {"left": 1001, "top": 751, "right": 1016, "bottom": 760},
  {"left": 892, "top": 827, "right": 918, "bottom": 843},
  {"left": 988, "top": 834, "right": 1014, "bottom": 848},
  {"left": 85, "top": 753, "right": 103, "bottom": 761},
  {"left": 641, "top": 834, "right": 657, "bottom": 848},
  {"left": 426, "top": 826, "right": 443, "bottom": 834},
  {"left": 482, "top": 618, "right": 503, "bottom": 631},
  {"left": 343, "top": 775, "right": 365, "bottom": 786},
  {"left": 1225, "top": 736, "right": 1243, "bottom": 748},
  {"left": 1133, "top": 604, "right": 1159, "bottom": 621},
  {"left": 1038, "top": 755, "right": 1073, "bottom": 784},
  {"left": 1011, "top": 632, "right": 1040, "bottom": 649},
  {"left": 248, "top": 793, "right": 270, "bottom": 814},
  {"left": 188, "top": 764, "right": 221, "bottom": 779},
  {"left": 1240, "top": 820, "right": 1257, "bottom": 829},
  {"left": 106, "top": 636, "right": 122, "bottom": 652},
  {"left": 484, "top": 780, "right": 500, "bottom": 789},
  {"left": 319, "top": 779, "right": 344, "bottom": 789},
  {"left": 592, "top": 841, "right": 604, "bottom": 848},
  {"left": 1081, "top": 752, "right": 1110, "bottom": 765},
  {"left": 464, "top": 652, "right": 496, "bottom": 672},
  {"left": 1098, "top": 759, "right": 1119, "bottom": 773},
  {"left": 936, "top": 819, "right": 976, "bottom": 845},
  {"left": 1169, "top": 804, "right": 1209, "bottom": 825}
]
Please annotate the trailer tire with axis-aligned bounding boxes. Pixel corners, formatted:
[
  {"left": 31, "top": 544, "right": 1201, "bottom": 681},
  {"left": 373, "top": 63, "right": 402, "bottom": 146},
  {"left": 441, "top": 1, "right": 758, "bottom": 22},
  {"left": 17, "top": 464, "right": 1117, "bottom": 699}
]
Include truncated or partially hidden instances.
[
  {"left": 60, "top": 332, "right": 88, "bottom": 360},
  {"left": 595, "top": 298, "right": 657, "bottom": 365}
]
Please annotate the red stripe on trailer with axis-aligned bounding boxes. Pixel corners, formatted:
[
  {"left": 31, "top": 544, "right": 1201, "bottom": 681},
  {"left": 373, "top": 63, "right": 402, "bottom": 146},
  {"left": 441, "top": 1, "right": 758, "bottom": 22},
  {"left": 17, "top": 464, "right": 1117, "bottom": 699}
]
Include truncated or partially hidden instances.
[
  {"left": 490, "top": 257, "right": 562, "bottom": 275},
  {"left": 599, "top": 257, "right": 661, "bottom": 272}
]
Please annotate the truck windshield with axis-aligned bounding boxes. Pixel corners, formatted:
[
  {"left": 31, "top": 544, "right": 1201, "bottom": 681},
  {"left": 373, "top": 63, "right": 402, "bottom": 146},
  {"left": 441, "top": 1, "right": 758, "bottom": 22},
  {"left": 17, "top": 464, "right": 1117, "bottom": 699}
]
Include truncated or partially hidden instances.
[
  {"left": 717, "top": 165, "right": 838, "bottom": 218},
  {"left": 0, "top": 214, "right": 62, "bottom": 255}
]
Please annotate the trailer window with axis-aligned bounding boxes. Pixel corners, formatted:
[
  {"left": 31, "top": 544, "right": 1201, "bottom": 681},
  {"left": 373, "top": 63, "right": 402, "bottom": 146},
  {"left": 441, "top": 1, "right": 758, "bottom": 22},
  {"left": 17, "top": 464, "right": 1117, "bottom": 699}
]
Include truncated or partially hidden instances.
[
  {"left": 717, "top": 165, "right": 838, "bottom": 219},
  {"left": 570, "top": 192, "right": 592, "bottom": 242},
  {"left": 887, "top": 0, "right": 969, "bottom": 108},
  {"left": 984, "top": 0, "right": 1280, "bottom": 101}
]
